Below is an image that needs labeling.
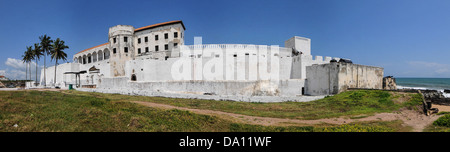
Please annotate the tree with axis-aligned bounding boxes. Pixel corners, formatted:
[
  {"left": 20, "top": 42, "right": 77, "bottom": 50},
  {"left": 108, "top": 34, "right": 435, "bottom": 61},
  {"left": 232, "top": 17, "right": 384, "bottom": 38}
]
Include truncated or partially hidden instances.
[
  {"left": 39, "top": 35, "right": 53, "bottom": 87},
  {"left": 21, "top": 46, "right": 33, "bottom": 82},
  {"left": 32, "top": 43, "right": 43, "bottom": 86},
  {"left": 50, "top": 38, "right": 69, "bottom": 86},
  {"left": 21, "top": 48, "right": 28, "bottom": 81}
]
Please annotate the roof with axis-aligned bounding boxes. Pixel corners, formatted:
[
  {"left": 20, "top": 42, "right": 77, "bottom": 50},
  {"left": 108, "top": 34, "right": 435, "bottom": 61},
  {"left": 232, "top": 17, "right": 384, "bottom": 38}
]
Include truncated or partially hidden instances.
[
  {"left": 75, "top": 43, "right": 109, "bottom": 55},
  {"left": 134, "top": 20, "right": 185, "bottom": 32},
  {"left": 75, "top": 20, "right": 185, "bottom": 55}
]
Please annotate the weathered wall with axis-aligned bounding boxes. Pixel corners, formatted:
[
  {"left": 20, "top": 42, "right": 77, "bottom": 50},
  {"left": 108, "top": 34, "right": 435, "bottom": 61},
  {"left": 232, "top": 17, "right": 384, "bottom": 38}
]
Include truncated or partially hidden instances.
[
  {"left": 305, "top": 63, "right": 339, "bottom": 95},
  {"left": 337, "top": 63, "right": 384, "bottom": 92},
  {"left": 305, "top": 63, "right": 383, "bottom": 95},
  {"left": 109, "top": 25, "right": 135, "bottom": 77}
]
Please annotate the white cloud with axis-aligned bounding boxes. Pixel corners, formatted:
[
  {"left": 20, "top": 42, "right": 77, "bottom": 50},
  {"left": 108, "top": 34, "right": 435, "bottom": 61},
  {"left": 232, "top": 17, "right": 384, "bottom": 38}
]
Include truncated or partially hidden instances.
[{"left": 1, "top": 58, "right": 42, "bottom": 80}]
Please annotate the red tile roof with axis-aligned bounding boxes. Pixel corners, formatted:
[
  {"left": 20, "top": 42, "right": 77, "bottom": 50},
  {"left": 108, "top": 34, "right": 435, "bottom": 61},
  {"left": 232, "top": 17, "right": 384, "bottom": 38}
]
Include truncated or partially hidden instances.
[
  {"left": 75, "top": 43, "right": 109, "bottom": 55},
  {"left": 134, "top": 20, "right": 185, "bottom": 32},
  {"left": 75, "top": 20, "right": 185, "bottom": 55}
]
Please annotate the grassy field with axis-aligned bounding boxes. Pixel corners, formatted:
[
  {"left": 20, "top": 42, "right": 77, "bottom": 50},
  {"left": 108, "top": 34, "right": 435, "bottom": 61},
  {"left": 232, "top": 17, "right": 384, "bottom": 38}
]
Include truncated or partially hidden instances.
[
  {"left": 68, "top": 89, "right": 423, "bottom": 120},
  {"left": 0, "top": 90, "right": 423, "bottom": 132}
]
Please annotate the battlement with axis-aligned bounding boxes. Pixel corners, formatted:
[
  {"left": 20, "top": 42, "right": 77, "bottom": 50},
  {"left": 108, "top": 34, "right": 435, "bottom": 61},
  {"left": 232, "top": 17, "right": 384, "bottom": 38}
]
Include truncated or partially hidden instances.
[
  {"left": 292, "top": 54, "right": 340, "bottom": 63},
  {"left": 109, "top": 25, "right": 135, "bottom": 37}
]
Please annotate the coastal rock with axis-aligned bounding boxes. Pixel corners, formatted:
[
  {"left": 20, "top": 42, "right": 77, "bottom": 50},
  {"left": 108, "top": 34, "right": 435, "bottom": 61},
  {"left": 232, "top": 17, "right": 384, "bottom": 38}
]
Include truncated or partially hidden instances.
[
  {"left": 382, "top": 76, "right": 397, "bottom": 90},
  {"left": 421, "top": 90, "right": 445, "bottom": 99},
  {"left": 444, "top": 89, "right": 450, "bottom": 93}
]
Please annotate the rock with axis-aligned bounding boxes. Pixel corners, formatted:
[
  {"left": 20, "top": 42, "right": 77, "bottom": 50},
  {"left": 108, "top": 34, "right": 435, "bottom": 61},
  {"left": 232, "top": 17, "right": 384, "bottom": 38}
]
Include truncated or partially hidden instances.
[
  {"left": 444, "top": 89, "right": 450, "bottom": 93},
  {"left": 421, "top": 90, "right": 445, "bottom": 99}
]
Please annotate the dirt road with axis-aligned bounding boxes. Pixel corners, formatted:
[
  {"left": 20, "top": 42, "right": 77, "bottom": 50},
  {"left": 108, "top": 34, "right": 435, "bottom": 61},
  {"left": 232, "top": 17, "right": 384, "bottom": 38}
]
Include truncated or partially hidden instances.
[{"left": 132, "top": 101, "right": 444, "bottom": 132}]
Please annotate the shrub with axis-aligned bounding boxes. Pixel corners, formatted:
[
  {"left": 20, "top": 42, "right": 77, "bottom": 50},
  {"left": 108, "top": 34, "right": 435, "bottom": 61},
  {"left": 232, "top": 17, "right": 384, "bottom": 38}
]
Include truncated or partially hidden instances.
[{"left": 433, "top": 114, "right": 450, "bottom": 127}]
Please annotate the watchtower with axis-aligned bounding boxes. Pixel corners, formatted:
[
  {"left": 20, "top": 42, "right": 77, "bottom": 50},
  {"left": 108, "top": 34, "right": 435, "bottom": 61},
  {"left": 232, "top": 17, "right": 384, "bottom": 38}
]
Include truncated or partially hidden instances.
[
  {"left": 285, "top": 36, "right": 311, "bottom": 56},
  {"left": 108, "top": 25, "right": 135, "bottom": 77}
]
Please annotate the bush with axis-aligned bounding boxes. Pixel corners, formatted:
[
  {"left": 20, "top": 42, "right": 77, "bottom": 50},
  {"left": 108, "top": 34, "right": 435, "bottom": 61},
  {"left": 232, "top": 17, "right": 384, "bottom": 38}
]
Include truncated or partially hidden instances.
[{"left": 433, "top": 114, "right": 450, "bottom": 127}]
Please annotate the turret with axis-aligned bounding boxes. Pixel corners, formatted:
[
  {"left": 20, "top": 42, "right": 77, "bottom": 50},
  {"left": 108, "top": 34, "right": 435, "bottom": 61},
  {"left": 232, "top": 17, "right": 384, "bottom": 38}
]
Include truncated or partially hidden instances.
[
  {"left": 108, "top": 25, "right": 135, "bottom": 77},
  {"left": 285, "top": 36, "right": 311, "bottom": 56}
]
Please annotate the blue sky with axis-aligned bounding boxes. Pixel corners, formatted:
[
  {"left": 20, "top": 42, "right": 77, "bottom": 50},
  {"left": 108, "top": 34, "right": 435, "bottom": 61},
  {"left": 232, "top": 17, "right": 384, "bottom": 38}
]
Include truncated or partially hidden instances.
[{"left": 1, "top": 0, "right": 450, "bottom": 80}]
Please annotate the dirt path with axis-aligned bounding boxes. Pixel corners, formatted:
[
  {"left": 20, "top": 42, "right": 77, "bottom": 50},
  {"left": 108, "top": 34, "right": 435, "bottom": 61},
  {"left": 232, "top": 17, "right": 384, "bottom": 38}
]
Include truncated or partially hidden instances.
[{"left": 132, "top": 101, "right": 444, "bottom": 132}]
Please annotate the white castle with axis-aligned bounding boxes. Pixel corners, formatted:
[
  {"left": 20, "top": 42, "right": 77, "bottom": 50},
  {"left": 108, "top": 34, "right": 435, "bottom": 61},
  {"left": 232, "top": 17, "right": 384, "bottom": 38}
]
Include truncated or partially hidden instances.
[{"left": 38, "top": 20, "right": 384, "bottom": 102}]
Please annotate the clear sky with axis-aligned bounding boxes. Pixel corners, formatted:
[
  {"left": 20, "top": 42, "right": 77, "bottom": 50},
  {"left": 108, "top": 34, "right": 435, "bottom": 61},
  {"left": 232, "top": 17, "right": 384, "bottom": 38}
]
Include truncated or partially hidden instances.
[{"left": 1, "top": 0, "right": 450, "bottom": 80}]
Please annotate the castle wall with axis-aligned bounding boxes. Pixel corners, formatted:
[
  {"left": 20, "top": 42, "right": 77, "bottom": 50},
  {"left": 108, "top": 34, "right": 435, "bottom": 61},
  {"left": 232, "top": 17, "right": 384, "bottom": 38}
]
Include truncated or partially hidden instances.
[
  {"left": 337, "top": 63, "right": 384, "bottom": 91},
  {"left": 305, "top": 63, "right": 384, "bottom": 95},
  {"left": 93, "top": 77, "right": 306, "bottom": 102},
  {"left": 125, "top": 45, "right": 295, "bottom": 82},
  {"left": 39, "top": 62, "right": 79, "bottom": 87},
  {"left": 291, "top": 55, "right": 334, "bottom": 79}
]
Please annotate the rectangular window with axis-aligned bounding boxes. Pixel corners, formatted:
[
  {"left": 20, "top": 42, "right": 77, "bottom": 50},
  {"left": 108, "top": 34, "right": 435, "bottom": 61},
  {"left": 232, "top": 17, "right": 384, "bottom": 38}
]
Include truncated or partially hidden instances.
[
  {"left": 138, "top": 38, "right": 141, "bottom": 44},
  {"left": 155, "top": 45, "right": 159, "bottom": 51},
  {"left": 155, "top": 35, "right": 158, "bottom": 41},
  {"left": 113, "top": 38, "right": 116, "bottom": 43},
  {"left": 138, "top": 48, "right": 141, "bottom": 54},
  {"left": 113, "top": 48, "right": 116, "bottom": 54},
  {"left": 124, "top": 37, "right": 128, "bottom": 42},
  {"left": 145, "top": 47, "right": 149, "bottom": 52},
  {"left": 145, "top": 36, "right": 148, "bottom": 42},
  {"left": 124, "top": 47, "right": 128, "bottom": 53},
  {"left": 174, "top": 43, "right": 178, "bottom": 48},
  {"left": 174, "top": 32, "right": 178, "bottom": 38},
  {"left": 164, "top": 44, "right": 168, "bottom": 50},
  {"left": 164, "top": 33, "right": 168, "bottom": 39}
]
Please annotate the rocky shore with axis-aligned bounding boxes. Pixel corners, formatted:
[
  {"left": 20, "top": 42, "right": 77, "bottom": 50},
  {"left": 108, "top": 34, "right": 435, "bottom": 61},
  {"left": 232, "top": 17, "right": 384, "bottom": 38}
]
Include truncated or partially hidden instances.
[{"left": 399, "top": 89, "right": 450, "bottom": 106}]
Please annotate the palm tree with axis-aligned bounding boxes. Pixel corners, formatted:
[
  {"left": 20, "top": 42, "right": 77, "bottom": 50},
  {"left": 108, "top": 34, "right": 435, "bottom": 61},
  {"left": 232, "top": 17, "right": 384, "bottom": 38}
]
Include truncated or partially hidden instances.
[
  {"left": 21, "top": 49, "right": 28, "bottom": 81},
  {"left": 27, "top": 47, "right": 35, "bottom": 82},
  {"left": 21, "top": 46, "right": 33, "bottom": 82},
  {"left": 32, "top": 43, "right": 43, "bottom": 86},
  {"left": 50, "top": 38, "right": 69, "bottom": 86},
  {"left": 39, "top": 35, "right": 53, "bottom": 87}
]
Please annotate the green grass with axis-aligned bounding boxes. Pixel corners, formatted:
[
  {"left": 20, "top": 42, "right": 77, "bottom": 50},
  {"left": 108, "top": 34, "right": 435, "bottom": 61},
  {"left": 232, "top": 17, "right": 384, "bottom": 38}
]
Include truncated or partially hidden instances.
[
  {"left": 424, "top": 114, "right": 450, "bottom": 132},
  {"left": 0, "top": 90, "right": 301, "bottom": 132},
  {"left": 70, "top": 90, "right": 422, "bottom": 120},
  {"left": 0, "top": 90, "right": 421, "bottom": 132}
]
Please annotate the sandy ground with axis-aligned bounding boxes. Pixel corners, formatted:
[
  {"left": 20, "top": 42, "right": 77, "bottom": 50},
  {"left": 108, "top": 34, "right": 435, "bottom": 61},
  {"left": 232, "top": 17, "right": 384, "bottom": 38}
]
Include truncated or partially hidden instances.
[{"left": 132, "top": 101, "right": 447, "bottom": 132}]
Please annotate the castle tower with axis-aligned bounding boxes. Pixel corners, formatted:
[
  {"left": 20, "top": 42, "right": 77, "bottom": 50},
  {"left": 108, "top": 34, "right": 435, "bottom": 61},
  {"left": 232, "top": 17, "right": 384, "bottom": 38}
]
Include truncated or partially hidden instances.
[
  {"left": 285, "top": 36, "right": 311, "bottom": 56},
  {"left": 108, "top": 25, "right": 135, "bottom": 77}
]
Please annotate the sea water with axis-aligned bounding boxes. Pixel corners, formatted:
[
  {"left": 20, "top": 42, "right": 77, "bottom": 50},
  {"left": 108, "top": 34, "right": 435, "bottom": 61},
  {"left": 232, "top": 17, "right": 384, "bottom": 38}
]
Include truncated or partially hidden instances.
[{"left": 396, "top": 78, "right": 450, "bottom": 98}]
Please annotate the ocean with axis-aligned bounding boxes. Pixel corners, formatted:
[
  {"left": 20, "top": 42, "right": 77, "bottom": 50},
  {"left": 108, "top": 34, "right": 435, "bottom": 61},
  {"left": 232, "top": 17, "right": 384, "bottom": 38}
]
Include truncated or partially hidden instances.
[{"left": 396, "top": 78, "right": 450, "bottom": 98}]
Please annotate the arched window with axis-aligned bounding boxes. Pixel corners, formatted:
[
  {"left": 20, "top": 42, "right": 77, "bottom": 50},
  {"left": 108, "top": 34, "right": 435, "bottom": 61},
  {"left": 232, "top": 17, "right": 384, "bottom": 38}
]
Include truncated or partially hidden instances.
[
  {"left": 98, "top": 50, "right": 103, "bottom": 61},
  {"left": 87, "top": 53, "right": 92, "bottom": 63},
  {"left": 104, "top": 48, "right": 110, "bottom": 60},
  {"left": 92, "top": 52, "right": 97, "bottom": 62},
  {"left": 82, "top": 55, "right": 87, "bottom": 64},
  {"left": 131, "top": 74, "right": 137, "bottom": 81}
]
